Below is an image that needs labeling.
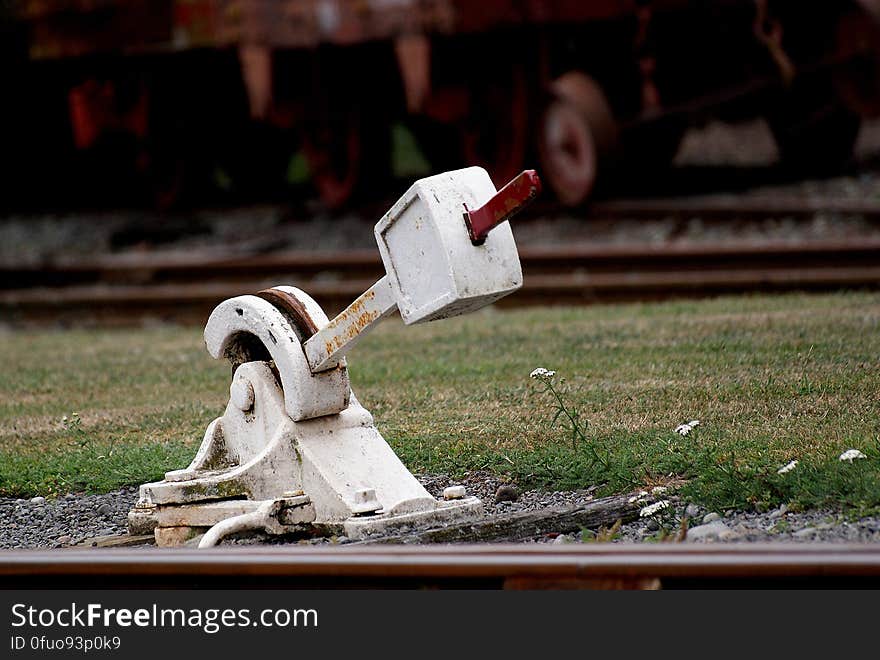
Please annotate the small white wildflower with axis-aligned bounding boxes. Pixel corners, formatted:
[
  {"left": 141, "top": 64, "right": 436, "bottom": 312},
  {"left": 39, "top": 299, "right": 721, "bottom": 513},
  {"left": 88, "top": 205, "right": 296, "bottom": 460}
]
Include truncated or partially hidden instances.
[
  {"left": 674, "top": 420, "right": 701, "bottom": 436},
  {"left": 777, "top": 460, "right": 798, "bottom": 475},
  {"left": 627, "top": 490, "right": 650, "bottom": 504},
  {"left": 839, "top": 449, "right": 867, "bottom": 463},
  {"left": 651, "top": 486, "right": 669, "bottom": 496},
  {"left": 640, "top": 500, "right": 669, "bottom": 517},
  {"left": 529, "top": 367, "right": 556, "bottom": 379}
]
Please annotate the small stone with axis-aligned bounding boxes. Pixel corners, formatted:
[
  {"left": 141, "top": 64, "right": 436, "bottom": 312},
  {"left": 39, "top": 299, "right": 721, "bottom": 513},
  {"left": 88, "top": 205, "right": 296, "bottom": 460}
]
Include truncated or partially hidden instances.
[
  {"left": 718, "top": 529, "right": 741, "bottom": 541},
  {"left": 56, "top": 535, "right": 72, "bottom": 545},
  {"left": 65, "top": 493, "right": 76, "bottom": 500},
  {"left": 442, "top": 485, "right": 467, "bottom": 500},
  {"left": 96, "top": 503, "right": 113, "bottom": 517},
  {"left": 646, "top": 519, "right": 660, "bottom": 531},
  {"left": 552, "top": 534, "right": 573, "bottom": 545},
  {"left": 29, "top": 496, "right": 45, "bottom": 505},
  {"left": 494, "top": 484, "right": 519, "bottom": 504},
  {"left": 769, "top": 504, "right": 788, "bottom": 520},
  {"left": 702, "top": 512, "right": 721, "bottom": 524},
  {"left": 686, "top": 521, "right": 729, "bottom": 542},
  {"left": 685, "top": 504, "right": 700, "bottom": 518},
  {"left": 793, "top": 527, "right": 817, "bottom": 539}
]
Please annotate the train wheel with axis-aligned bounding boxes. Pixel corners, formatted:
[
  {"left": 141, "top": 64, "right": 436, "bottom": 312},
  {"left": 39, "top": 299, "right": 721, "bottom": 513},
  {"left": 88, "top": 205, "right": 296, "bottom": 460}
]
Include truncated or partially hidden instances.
[{"left": 537, "top": 72, "right": 618, "bottom": 207}]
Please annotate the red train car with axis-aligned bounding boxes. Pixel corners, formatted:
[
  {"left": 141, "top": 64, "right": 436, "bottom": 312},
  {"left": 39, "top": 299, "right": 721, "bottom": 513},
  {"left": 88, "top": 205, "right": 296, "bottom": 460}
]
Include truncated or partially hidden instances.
[{"left": 4, "top": 0, "right": 880, "bottom": 208}]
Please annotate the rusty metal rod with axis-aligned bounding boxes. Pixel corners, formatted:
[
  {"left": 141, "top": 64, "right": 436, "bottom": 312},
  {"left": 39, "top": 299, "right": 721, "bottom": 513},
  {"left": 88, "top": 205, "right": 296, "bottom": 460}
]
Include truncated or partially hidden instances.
[{"left": 303, "top": 276, "right": 398, "bottom": 372}]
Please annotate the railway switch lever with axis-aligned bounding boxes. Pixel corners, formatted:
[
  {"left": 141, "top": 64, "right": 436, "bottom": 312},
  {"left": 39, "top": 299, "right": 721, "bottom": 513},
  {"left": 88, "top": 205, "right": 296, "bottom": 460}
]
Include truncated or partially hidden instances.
[{"left": 129, "top": 167, "right": 539, "bottom": 546}]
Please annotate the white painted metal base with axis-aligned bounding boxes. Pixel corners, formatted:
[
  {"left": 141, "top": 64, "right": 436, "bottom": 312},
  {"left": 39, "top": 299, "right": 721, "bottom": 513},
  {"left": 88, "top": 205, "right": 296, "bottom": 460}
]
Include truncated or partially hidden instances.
[{"left": 131, "top": 290, "right": 482, "bottom": 546}]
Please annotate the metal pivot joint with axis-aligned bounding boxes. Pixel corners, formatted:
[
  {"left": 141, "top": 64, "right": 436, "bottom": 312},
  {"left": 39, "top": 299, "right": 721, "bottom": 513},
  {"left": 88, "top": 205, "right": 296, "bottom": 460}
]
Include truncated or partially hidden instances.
[{"left": 129, "top": 166, "right": 538, "bottom": 547}]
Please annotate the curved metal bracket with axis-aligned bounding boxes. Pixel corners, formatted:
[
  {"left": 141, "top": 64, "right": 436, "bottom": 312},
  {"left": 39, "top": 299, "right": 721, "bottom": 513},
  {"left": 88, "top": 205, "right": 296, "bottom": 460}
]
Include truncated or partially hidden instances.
[{"left": 204, "top": 288, "right": 350, "bottom": 421}]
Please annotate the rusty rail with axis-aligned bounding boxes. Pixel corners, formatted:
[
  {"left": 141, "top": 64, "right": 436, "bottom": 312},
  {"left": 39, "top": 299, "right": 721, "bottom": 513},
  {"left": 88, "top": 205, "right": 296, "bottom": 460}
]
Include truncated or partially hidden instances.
[
  {"left": 2, "top": 544, "right": 880, "bottom": 589},
  {"left": 2, "top": 238, "right": 880, "bottom": 325},
  {"left": 7, "top": 239, "right": 880, "bottom": 286},
  {"left": 584, "top": 196, "right": 880, "bottom": 220}
]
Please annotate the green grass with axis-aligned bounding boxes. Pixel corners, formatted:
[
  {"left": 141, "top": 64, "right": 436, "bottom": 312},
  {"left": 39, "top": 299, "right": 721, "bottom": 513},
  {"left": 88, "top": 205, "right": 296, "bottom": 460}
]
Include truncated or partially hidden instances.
[{"left": 1, "top": 291, "right": 879, "bottom": 513}]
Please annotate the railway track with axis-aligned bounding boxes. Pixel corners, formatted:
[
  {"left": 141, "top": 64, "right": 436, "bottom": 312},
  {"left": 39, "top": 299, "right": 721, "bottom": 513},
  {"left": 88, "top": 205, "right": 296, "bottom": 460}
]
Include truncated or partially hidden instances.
[
  {"left": 4, "top": 199, "right": 880, "bottom": 592},
  {"left": 3, "top": 544, "right": 880, "bottom": 589},
  {"left": 2, "top": 237, "right": 879, "bottom": 325}
]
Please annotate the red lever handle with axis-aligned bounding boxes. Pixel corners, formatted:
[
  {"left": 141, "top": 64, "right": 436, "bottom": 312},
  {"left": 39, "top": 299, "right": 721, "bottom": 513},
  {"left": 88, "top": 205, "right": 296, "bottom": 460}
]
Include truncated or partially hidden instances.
[{"left": 464, "top": 169, "right": 542, "bottom": 245}]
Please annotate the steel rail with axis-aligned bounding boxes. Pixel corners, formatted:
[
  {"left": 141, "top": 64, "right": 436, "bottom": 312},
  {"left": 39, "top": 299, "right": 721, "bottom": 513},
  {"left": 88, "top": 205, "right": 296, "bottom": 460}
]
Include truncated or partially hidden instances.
[
  {"left": 3, "top": 266, "right": 879, "bottom": 306},
  {"left": 2, "top": 544, "right": 880, "bottom": 589},
  {"left": 2, "top": 239, "right": 879, "bottom": 324},
  {"left": 5, "top": 239, "right": 880, "bottom": 289},
  {"left": 585, "top": 196, "right": 880, "bottom": 219}
]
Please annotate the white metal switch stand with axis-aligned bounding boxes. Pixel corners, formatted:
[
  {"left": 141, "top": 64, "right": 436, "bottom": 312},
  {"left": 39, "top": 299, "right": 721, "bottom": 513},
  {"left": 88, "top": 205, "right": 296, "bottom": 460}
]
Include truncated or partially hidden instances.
[{"left": 128, "top": 166, "right": 541, "bottom": 547}]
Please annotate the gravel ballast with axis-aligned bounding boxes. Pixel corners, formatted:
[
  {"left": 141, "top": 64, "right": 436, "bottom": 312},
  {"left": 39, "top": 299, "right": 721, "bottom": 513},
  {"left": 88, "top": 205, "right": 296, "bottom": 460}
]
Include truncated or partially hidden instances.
[
  {"left": 422, "top": 472, "right": 880, "bottom": 545},
  {"left": 0, "top": 488, "right": 135, "bottom": 549},
  {"left": 2, "top": 475, "right": 879, "bottom": 549}
]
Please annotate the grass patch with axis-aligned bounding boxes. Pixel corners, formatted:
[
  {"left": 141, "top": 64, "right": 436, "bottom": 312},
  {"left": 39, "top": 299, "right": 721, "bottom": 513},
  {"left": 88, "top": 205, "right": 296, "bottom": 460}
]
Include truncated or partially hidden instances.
[{"left": 1, "top": 291, "right": 879, "bottom": 512}]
